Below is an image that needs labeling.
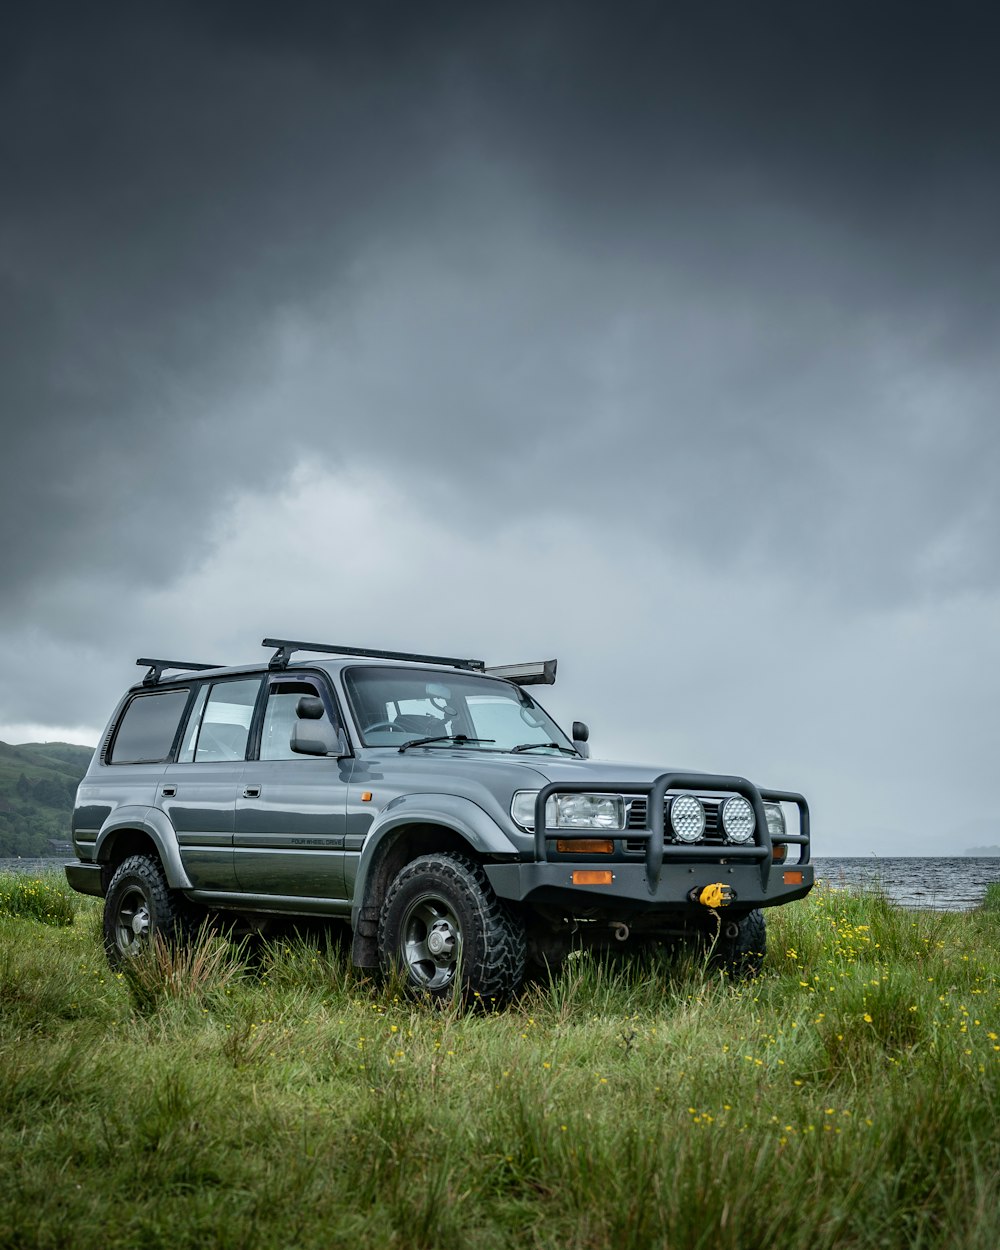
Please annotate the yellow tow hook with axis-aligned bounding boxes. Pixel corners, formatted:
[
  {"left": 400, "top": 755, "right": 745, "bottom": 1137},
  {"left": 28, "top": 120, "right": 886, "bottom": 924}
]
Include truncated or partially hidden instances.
[{"left": 690, "top": 883, "right": 736, "bottom": 908}]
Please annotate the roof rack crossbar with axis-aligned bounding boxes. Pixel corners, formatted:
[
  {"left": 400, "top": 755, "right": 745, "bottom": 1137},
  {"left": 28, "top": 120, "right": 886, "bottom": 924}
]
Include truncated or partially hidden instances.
[
  {"left": 137, "top": 658, "right": 221, "bottom": 687},
  {"left": 262, "top": 638, "right": 486, "bottom": 672}
]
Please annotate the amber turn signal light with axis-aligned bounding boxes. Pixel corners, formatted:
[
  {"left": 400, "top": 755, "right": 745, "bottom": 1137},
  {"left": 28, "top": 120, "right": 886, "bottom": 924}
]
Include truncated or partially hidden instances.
[
  {"left": 556, "top": 838, "right": 614, "bottom": 854},
  {"left": 571, "top": 870, "right": 614, "bottom": 886},
  {"left": 771, "top": 844, "right": 787, "bottom": 864},
  {"left": 783, "top": 870, "right": 803, "bottom": 885}
]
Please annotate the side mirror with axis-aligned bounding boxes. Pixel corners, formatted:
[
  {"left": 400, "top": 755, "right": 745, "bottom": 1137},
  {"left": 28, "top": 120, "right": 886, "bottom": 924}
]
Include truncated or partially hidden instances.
[
  {"left": 572, "top": 721, "right": 590, "bottom": 759},
  {"left": 290, "top": 721, "right": 351, "bottom": 758}
]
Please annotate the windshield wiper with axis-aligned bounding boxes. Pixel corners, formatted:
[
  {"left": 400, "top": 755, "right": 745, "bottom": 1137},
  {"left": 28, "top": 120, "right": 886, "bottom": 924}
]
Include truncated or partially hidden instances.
[
  {"left": 510, "top": 742, "right": 579, "bottom": 755},
  {"left": 398, "top": 734, "right": 495, "bottom": 754}
]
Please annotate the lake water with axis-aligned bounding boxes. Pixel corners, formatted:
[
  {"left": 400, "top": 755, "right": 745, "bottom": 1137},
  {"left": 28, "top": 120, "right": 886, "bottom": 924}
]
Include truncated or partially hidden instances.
[
  {"left": 3, "top": 855, "right": 998, "bottom": 913},
  {"left": 1, "top": 857, "right": 75, "bottom": 878},
  {"left": 813, "top": 857, "right": 1000, "bottom": 911}
]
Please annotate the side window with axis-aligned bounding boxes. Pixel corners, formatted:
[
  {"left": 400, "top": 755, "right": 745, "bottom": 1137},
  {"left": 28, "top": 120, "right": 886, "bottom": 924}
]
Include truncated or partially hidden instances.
[
  {"left": 176, "top": 686, "right": 210, "bottom": 763},
  {"left": 190, "top": 678, "right": 261, "bottom": 763},
  {"left": 109, "top": 690, "right": 190, "bottom": 764},
  {"left": 260, "top": 681, "right": 329, "bottom": 760}
]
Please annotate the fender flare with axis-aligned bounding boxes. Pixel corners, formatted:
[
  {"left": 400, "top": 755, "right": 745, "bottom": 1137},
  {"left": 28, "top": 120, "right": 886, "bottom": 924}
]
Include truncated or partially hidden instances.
[
  {"left": 350, "top": 792, "right": 521, "bottom": 929},
  {"left": 94, "top": 806, "right": 193, "bottom": 890}
]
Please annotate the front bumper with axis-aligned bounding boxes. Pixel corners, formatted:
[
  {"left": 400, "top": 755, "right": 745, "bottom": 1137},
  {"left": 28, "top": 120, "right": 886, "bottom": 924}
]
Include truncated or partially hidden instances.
[
  {"left": 486, "top": 859, "right": 813, "bottom": 909},
  {"left": 486, "top": 771, "right": 811, "bottom": 910}
]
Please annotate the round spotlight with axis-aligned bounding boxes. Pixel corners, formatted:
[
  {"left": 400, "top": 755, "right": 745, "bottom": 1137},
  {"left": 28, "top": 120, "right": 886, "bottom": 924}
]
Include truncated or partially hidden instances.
[
  {"left": 722, "top": 795, "right": 756, "bottom": 844},
  {"left": 670, "top": 795, "right": 706, "bottom": 843}
]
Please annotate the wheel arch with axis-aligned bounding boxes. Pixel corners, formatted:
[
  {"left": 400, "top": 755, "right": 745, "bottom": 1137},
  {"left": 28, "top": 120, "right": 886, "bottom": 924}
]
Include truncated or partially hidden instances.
[
  {"left": 95, "top": 806, "right": 193, "bottom": 890},
  {"left": 351, "top": 817, "right": 498, "bottom": 969}
]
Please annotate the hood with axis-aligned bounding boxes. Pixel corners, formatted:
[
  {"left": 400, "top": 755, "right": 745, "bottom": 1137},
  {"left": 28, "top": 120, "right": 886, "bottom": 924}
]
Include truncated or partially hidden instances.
[
  {"left": 374, "top": 748, "right": 702, "bottom": 789},
  {"left": 502, "top": 756, "right": 702, "bottom": 786},
  {"left": 382, "top": 749, "right": 695, "bottom": 783}
]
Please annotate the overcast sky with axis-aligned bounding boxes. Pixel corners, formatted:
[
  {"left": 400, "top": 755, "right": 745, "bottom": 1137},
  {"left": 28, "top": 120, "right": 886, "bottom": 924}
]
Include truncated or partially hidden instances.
[{"left": 3, "top": 1, "right": 999, "bottom": 855}]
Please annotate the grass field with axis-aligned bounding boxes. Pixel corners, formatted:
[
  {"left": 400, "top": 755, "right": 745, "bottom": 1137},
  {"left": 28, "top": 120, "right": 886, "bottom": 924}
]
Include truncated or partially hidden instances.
[{"left": 2, "top": 872, "right": 998, "bottom": 1249}]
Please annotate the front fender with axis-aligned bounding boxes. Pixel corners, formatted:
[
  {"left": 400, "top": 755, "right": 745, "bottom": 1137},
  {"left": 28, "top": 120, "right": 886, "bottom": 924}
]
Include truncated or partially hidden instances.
[
  {"left": 95, "top": 805, "right": 193, "bottom": 890},
  {"left": 350, "top": 793, "right": 521, "bottom": 929}
]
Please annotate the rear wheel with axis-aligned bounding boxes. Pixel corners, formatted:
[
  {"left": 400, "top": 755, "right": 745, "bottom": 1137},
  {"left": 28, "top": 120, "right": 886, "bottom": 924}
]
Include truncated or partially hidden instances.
[
  {"left": 378, "top": 853, "right": 525, "bottom": 1006},
  {"left": 103, "top": 853, "right": 192, "bottom": 968}
]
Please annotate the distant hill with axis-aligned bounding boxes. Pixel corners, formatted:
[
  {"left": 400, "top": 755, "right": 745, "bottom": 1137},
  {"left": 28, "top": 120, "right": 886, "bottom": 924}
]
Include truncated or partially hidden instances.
[
  {"left": 965, "top": 845, "right": 1000, "bottom": 857},
  {"left": 0, "top": 742, "right": 96, "bottom": 857}
]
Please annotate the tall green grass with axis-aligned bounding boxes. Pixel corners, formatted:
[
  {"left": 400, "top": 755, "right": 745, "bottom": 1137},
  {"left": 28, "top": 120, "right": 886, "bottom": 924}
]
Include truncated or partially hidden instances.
[
  {"left": 1, "top": 874, "right": 997, "bottom": 1249},
  {"left": 980, "top": 881, "right": 1000, "bottom": 913},
  {"left": 0, "top": 869, "right": 78, "bottom": 925}
]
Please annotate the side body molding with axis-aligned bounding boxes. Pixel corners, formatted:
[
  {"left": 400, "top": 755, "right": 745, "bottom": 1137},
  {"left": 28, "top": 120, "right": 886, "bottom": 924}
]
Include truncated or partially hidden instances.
[
  {"left": 350, "top": 793, "right": 521, "bottom": 929},
  {"left": 94, "top": 805, "right": 194, "bottom": 890}
]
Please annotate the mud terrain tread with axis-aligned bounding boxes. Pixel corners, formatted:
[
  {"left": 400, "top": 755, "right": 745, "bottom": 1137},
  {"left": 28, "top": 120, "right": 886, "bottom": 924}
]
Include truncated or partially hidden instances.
[
  {"left": 378, "top": 852, "right": 526, "bottom": 1005},
  {"left": 102, "top": 853, "right": 192, "bottom": 967}
]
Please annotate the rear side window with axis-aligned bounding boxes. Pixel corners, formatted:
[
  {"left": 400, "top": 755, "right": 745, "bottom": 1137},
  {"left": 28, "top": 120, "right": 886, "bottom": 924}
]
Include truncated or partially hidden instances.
[
  {"left": 110, "top": 690, "right": 189, "bottom": 764},
  {"left": 185, "top": 678, "right": 261, "bottom": 762}
]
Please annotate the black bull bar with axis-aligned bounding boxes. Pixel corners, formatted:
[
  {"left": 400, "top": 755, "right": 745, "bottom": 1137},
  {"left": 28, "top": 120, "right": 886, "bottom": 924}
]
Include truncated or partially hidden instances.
[{"left": 534, "top": 774, "right": 810, "bottom": 896}]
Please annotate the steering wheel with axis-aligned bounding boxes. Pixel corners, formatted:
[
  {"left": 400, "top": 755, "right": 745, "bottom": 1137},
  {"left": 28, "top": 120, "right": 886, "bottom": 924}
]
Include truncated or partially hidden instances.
[{"left": 365, "top": 720, "right": 411, "bottom": 735}]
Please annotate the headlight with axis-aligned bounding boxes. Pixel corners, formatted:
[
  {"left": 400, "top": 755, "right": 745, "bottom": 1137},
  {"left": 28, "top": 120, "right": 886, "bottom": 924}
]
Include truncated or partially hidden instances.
[
  {"left": 764, "top": 801, "right": 785, "bottom": 841},
  {"left": 553, "top": 794, "right": 624, "bottom": 829},
  {"left": 511, "top": 791, "right": 624, "bottom": 831},
  {"left": 670, "top": 795, "right": 705, "bottom": 843},
  {"left": 722, "top": 795, "right": 755, "bottom": 844}
]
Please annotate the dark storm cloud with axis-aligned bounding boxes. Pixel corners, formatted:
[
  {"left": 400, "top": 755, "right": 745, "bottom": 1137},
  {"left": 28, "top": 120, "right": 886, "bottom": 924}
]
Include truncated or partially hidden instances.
[
  {"left": 1, "top": 0, "right": 451, "bottom": 614},
  {"left": 3, "top": 0, "right": 1000, "bottom": 639}
]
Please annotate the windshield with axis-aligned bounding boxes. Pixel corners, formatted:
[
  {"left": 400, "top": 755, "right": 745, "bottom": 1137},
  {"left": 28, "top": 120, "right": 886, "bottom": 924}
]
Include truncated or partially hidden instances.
[{"left": 343, "top": 666, "right": 576, "bottom": 754}]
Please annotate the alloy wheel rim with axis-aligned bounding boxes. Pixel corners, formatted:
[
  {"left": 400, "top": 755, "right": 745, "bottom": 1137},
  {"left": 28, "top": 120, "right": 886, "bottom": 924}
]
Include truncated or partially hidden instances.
[
  {"left": 115, "top": 885, "right": 151, "bottom": 954},
  {"left": 399, "top": 893, "right": 462, "bottom": 989}
]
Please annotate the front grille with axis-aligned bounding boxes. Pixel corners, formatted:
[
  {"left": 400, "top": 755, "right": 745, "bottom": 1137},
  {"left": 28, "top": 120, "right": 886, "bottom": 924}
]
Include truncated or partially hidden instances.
[{"left": 624, "top": 797, "right": 726, "bottom": 853}]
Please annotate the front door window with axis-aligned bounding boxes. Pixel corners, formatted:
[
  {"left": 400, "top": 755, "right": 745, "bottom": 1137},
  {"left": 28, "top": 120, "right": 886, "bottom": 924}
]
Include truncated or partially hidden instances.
[{"left": 260, "top": 681, "right": 331, "bottom": 759}]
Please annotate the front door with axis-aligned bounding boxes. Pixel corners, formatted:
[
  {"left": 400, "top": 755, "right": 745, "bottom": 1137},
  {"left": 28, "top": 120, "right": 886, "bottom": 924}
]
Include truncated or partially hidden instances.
[{"left": 234, "top": 675, "right": 351, "bottom": 902}]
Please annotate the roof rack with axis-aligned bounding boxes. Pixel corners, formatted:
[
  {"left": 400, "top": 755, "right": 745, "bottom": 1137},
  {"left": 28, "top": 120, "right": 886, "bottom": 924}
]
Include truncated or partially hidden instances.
[
  {"left": 262, "top": 638, "right": 487, "bottom": 673},
  {"left": 137, "top": 658, "right": 221, "bottom": 687}
]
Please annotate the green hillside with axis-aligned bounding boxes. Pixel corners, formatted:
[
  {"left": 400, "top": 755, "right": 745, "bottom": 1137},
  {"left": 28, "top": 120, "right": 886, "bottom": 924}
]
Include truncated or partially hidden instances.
[{"left": 0, "top": 741, "right": 96, "bottom": 856}]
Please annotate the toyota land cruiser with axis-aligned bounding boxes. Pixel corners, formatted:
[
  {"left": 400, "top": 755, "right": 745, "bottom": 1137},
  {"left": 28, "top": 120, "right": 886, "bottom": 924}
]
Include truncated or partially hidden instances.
[{"left": 65, "top": 638, "right": 812, "bottom": 1002}]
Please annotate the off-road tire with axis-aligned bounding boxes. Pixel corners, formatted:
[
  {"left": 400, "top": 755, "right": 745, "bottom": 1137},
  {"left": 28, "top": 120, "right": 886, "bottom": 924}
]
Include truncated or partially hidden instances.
[
  {"left": 710, "top": 908, "right": 767, "bottom": 979},
  {"left": 102, "top": 853, "right": 192, "bottom": 968},
  {"left": 378, "top": 852, "right": 526, "bottom": 1006}
]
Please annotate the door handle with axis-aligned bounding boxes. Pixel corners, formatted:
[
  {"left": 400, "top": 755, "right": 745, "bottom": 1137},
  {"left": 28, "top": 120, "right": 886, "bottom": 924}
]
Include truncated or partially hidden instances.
[
  {"left": 161, "top": 786, "right": 176, "bottom": 797},
  {"left": 243, "top": 786, "right": 261, "bottom": 798}
]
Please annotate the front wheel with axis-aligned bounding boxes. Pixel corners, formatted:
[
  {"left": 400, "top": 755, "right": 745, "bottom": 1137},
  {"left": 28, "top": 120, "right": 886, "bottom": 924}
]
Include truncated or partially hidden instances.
[
  {"left": 710, "top": 908, "right": 767, "bottom": 979},
  {"left": 103, "top": 853, "right": 192, "bottom": 968},
  {"left": 378, "top": 853, "right": 525, "bottom": 1006}
]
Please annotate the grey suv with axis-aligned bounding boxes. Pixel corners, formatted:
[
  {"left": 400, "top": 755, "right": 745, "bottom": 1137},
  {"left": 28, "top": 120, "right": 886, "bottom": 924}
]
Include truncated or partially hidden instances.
[{"left": 66, "top": 638, "right": 813, "bottom": 1002}]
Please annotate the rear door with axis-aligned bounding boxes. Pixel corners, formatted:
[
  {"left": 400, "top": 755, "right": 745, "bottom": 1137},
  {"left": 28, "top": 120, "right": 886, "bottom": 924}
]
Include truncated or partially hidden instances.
[
  {"left": 89, "top": 687, "right": 191, "bottom": 860},
  {"left": 158, "top": 676, "right": 264, "bottom": 891},
  {"left": 234, "top": 674, "right": 351, "bottom": 901}
]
